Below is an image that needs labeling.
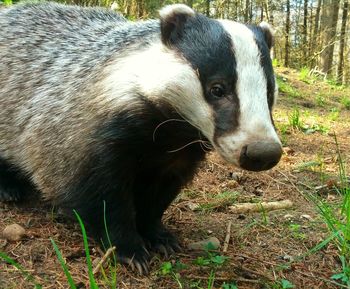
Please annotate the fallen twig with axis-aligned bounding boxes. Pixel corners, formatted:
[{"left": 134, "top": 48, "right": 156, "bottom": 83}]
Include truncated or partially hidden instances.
[
  {"left": 223, "top": 220, "right": 232, "bottom": 253},
  {"left": 229, "top": 200, "right": 294, "bottom": 214},
  {"left": 93, "top": 246, "right": 116, "bottom": 275}
]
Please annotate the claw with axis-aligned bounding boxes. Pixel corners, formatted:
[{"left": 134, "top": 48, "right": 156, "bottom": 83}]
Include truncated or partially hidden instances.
[
  {"left": 173, "top": 243, "right": 183, "bottom": 253},
  {"left": 142, "top": 246, "right": 151, "bottom": 257},
  {"left": 135, "top": 261, "right": 143, "bottom": 275},
  {"left": 166, "top": 245, "right": 175, "bottom": 255},
  {"left": 142, "top": 261, "right": 149, "bottom": 275},
  {"left": 157, "top": 244, "right": 169, "bottom": 258}
]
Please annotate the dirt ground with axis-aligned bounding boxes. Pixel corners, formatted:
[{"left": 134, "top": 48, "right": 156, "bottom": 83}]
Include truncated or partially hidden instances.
[{"left": 1, "top": 68, "right": 350, "bottom": 289}]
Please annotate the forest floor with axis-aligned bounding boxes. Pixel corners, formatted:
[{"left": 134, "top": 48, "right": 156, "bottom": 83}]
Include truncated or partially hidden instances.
[{"left": 1, "top": 67, "right": 350, "bottom": 289}]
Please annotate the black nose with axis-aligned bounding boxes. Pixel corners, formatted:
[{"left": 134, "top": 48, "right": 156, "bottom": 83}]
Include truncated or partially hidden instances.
[{"left": 239, "top": 141, "right": 282, "bottom": 171}]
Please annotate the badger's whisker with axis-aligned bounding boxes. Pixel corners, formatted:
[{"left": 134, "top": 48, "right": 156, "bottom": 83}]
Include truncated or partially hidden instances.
[
  {"left": 167, "top": 139, "right": 209, "bottom": 153},
  {"left": 200, "top": 141, "right": 212, "bottom": 152},
  {"left": 152, "top": 119, "right": 187, "bottom": 142},
  {"left": 196, "top": 131, "right": 212, "bottom": 153}
]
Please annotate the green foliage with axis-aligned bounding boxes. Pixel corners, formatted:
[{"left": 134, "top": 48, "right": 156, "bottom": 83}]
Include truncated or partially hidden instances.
[
  {"left": 198, "top": 191, "right": 238, "bottom": 212},
  {"left": 288, "top": 108, "right": 302, "bottom": 130},
  {"left": 222, "top": 282, "right": 238, "bottom": 289},
  {"left": 193, "top": 253, "right": 228, "bottom": 267},
  {"left": 276, "top": 76, "right": 301, "bottom": 98},
  {"left": 74, "top": 210, "right": 99, "bottom": 289},
  {"left": 159, "top": 261, "right": 186, "bottom": 289},
  {"left": 280, "top": 279, "right": 295, "bottom": 289},
  {"left": 0, "top": 251, "right": 42, "bottom": 288},
  {"left": 340, "top": 97, "right": 350, "bottom": 110},
  {"left": 2, "top": 0, "right": 13, "bottom": 5},
  {"left": 331, "top": 256, "right": 350, "bottom": 286},
  {"left": 272, "top": 58, "right": 279, "bottom": 68},
  {"left": 315, "top": 94, "right": 326, "bottom": 107},
  {"left": 298, "top": 67, "right": 313, "bottom": 84},
  {"left": 303, "top": 123, "right": 329, "bottom": 135},
  {"left": 160, "top": 261, "right": 173, "bottom": 275},
  {"left": 207, "top": 270, "right": 215, "bottom": 289},
  {"left": 51, "top": 239, "right": 77, "bottom": 289},
  {"left": 329, "top": 107, "right": 340, "bottom": 121},
  {"left": 306, "top": 135, "right": 350, "bottom": 287},
  {"left": 288, "top": 223, "right": 306, "bottom": 240},
  {"left": 327, "top": 78, "right": 346, "bottom": 90}
]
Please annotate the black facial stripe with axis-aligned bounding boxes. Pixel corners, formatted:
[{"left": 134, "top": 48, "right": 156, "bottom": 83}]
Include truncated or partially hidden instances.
[
  {"left": 248, "top": 25, "right": 276, "bottom": 110},
  {"left": 169, "top": 14, "right": 240, "bottom": 139}
]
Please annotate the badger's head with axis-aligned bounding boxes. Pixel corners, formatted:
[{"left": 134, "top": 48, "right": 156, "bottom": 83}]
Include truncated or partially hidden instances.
[
  {"left": 113, "top": 4, "right": 282, "bottom": 172},
  {"left": 146, "top": 4, "right": 281, "bottom": 171}
]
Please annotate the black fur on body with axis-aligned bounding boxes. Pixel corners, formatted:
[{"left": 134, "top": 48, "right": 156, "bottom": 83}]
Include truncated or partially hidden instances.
[{"left": 0, "top": 3, "right": 282, "bottom": 274}]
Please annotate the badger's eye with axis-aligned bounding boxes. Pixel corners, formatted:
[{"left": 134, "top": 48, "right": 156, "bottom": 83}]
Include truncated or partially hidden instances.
[{"left": 210, "top": 84, "right": 225, "bottom": 98}]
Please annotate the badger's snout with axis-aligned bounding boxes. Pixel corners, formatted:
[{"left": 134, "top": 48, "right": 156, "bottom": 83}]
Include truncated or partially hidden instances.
[{"left": 239, "top": 141, "right": 282, "bottom": 171}]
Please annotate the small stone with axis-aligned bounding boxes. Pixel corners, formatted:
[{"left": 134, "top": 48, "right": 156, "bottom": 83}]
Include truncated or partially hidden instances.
[
  {"left": 187, "top": 202, "right": 200, "bottom": 211},
  {"left": 300, "top": 214, "right": 312, "bottom": 221},
  {"left": 207, "top": 230, "right": 213, "bottom": 234},
  {"left": 2, "top": 224, "right": 26, "bottom": 241},
  {"left": 229, "top": 172, "right": 241, "bottom": 181},
  {"left": 187, "top": 237, "right": 221, "bottom": 251},
  {"left": 283, "top": 214, "right": 294, "bottom": 220},
  {"left": 283, "top": 255, "right": 294, "bottom": 262}
]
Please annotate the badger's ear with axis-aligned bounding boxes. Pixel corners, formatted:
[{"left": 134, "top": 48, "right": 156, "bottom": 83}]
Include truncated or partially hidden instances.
[
  {"left": 259, "top": 22, "right": 275, "bottom": 50},
  {"left": 159, "top": 4, "right": 195, "bottom": 46}
]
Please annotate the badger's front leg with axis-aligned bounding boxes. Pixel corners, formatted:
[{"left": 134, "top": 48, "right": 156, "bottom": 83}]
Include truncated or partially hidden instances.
[
  {"left": 134, "top": 170, "right": 194, "bottom": 257},
  {"left": 63, "top": 154, "right": 151, "bottom": 274}
]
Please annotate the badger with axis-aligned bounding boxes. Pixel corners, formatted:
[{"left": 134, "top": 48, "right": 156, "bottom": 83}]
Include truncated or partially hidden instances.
[{"left": 0, "top": 2, "right": 282, "bottom": 274}]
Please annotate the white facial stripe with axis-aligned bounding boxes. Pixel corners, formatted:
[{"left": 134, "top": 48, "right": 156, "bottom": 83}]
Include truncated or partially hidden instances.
[
  {"left": 101, "top": 43, "right": 215, "bottom": 140},
  {"left": 216, "top": 20, "right": 280, "bottom": 165}
]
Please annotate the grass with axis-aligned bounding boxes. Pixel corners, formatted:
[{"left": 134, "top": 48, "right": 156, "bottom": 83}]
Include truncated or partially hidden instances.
[
  {"left": 288, "top": 107, "right": 303, "bottom": 131},
  {"left": 276, "top": 76, "right": 301, "bottom": 98},
  {"left": 0, "top": 211, "right": 104, "bottom": 289},
  {"left": 305, "top": 135, "right": 350, "bottom": 287},
  {"left": 197, "top": 191, "right": 238, "bottom": 212},
  {"left": 315, "top": 94, "right": 326, "bottom": 107},
  {"left": 341, "top": 96, "right": 350, "bottom": 110},
  {"left": 159, "top": 244, "right": 229, "bottom": 289},
  {"left": 298, "top": 67, "right": 315, "bottom": 84},
  {"left": 0, "top": 251, "right": 43, "bottom": 288}
]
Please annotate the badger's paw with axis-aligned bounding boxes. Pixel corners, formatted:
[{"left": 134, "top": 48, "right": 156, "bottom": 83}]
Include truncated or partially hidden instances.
[
  {"left": 141, "top": 224, "right": 182, "bottom": 258},
  {"left": 0, "top": 187, "right": 22, "bottom": 202},
  {"left": 116, "top": 245, "right": 151, "bottom": 275}
]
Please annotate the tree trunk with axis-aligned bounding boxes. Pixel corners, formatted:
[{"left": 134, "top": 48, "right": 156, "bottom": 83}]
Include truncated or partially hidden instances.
[
  {"left": 268, "top": 0, "right": 274, "bottom": 24},
  {"left": 320, "top": 0, "right": 340, "bottom": 75},
  {"left": 337, "top": 0, "right": 349, "bottom": 83},
  {"left": 187, "top": 0, "right": 193, "bottom": 8},
  {"left": 311, "top": 0, "right": 322, "bottom": 67},
  {"left": 285, "top": 0, "right": 291, "bottom": 67},
  {"left": 206, "top": 0, "right": 210, "bottom": 16},
  {"left": 244, "top": 0, "right": 249, "bottom": 22},
  {"left": 303, "top": 0, "right": 308, "bottom": 62}
]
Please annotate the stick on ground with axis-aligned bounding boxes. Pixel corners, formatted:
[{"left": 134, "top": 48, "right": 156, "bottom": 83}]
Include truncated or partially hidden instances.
[
  {"left": 223, "top": 220, "right": 232, "bottom": 253},
  {"left": 93, "top": 246, "right": 116, "bottom": 275},
  {"left": 229, "top": 200, "right": 293, "bottom": 214}
]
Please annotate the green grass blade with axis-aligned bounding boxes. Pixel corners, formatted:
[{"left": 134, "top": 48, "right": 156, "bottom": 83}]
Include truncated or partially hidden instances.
[
  {"left": 50, "top": 239, "right": 77, "bottom": 289},
  {"left": 207, "top": 270, "right": 215, "bottom": 289},
  {"left": 0, "top": 251, "right": 42, "bottom": 288},
  {"left": 74, "top": 210, "right": 99, "bottom": 289}
]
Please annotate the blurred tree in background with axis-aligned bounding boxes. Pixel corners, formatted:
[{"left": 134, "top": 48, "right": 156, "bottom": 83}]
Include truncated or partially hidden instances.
[{"left": 1, "top": 0, "right": 349, "bottom": 84}]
